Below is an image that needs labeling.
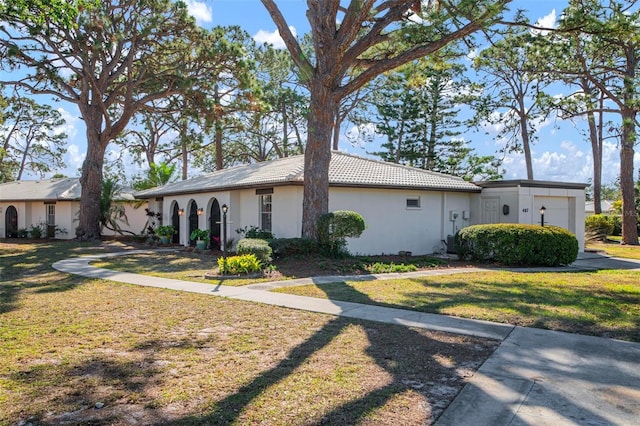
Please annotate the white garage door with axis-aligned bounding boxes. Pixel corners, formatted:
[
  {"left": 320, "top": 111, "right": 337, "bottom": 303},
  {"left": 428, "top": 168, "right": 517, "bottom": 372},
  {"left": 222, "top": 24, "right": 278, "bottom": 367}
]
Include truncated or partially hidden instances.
[{"left": 535, "top": 196, "right": 570, "bottom": 230}]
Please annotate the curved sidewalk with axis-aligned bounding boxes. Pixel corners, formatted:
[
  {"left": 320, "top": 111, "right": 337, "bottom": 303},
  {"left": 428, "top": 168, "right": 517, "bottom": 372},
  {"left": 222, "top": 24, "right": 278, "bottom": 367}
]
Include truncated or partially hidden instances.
[
  {"left": 53, "top": 252, "right": 512, "bottom": 340},
  {"left": 53, "top": 251, "right": 640, "bottom": 425}
]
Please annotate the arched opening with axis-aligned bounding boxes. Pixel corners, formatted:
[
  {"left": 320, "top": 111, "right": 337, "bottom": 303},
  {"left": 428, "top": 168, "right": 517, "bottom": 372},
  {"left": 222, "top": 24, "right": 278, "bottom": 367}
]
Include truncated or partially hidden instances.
[
  {"left": 5, "top": 205, "right": 18, "bottom": 238},
  {"left": 188, "top": 200, "right": 198, "bottom": 245},
  {"left": 209, "top": 198, "right": 221, "bottom": 250},
  {"left": 171, "top": 202, "right": 180, "bottom": 244}
]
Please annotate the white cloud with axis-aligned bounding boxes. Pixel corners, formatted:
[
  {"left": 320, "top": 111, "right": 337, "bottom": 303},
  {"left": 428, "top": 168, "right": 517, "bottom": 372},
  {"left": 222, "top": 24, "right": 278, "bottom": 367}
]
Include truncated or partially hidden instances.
[
  {"left": 253, "top": 26, "right": 297, "bottom": 49},
  {"left": 56, "top": 107, "right": 80, "bottom": 140},
  {"left": 64, "top": 144, "right": 85, "bottom": 176},
  {"left": 500, "top": 139, "right": 632, "bottom": 185},
  {"left": 532, "top": 9, "right": 557, "bottom": 36},
  {"left": 185, "top": 0, "right": 212, "bottom": 25}
]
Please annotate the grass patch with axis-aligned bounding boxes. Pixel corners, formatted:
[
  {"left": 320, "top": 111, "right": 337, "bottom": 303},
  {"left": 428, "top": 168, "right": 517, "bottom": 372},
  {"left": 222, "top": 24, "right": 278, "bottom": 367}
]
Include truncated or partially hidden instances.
[
  {"left": 92, "top": 252, "right": 448, "bottom": 286},
  {"left": 1, "top": 241, "right": 496, "bottom": 425},
  {"left": 91, "top": 252, "right": 281, "bottom": 286},
  {"left": 275, "top": 270, "right": 640, "bottom": 342},
  {"left": 587, "top": 241, "right": 640, "bottom": 260}
]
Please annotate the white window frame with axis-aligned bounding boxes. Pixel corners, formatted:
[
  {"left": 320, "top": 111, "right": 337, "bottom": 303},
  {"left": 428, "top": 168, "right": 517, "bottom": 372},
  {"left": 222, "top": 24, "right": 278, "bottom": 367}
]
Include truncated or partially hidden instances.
[
  {"left": 259, "top": 194, "right": 272, "bottom": 232},
  {"left": 46, "top": 204, "right": 56, "bottom": 225}
]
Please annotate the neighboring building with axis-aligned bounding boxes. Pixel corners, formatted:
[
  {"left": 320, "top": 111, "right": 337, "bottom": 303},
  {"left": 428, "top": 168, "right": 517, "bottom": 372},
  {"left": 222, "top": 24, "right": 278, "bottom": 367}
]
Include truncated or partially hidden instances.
[
  {"left": 135, "top": 152, "right": 588, "bottom": 254},
  {"left": 0, "top": 178, "right": 148, "bottom": 239},
  {"left": 585, "top": 200, "right": 615, "bottom": 216}
]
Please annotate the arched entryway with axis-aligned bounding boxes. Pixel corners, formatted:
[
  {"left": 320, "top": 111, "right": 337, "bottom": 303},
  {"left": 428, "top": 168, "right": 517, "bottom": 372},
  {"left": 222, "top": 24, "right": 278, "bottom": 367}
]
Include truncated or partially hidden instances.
[
  {"left": 188, "top": 200, "right": 198, "bottom": 245},
  {"left": 171, "top": 203, "right": 180, "bottom": 244},
  {"left": 208, "top": 199, "right": 221, "bottom": 250},
  {"left": 5, "top": 205, "right": 18, "bottom": 238}
]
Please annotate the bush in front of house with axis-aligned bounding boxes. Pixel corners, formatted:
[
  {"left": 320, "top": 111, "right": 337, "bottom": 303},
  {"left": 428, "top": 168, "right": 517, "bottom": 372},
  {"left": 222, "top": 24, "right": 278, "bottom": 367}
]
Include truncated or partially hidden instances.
[
  {"left": 236, "top": 225, "right": 274, "bottom": 240},
  {"left": 585, "top": 214, "right": 615, "bottom": 241},
  {"left": 269, "top": 237, "right": 319, "bottom": 258},
  {"left": 318, "top": 210, "right": 366, "bottom": 257},
  {"left": 455, "top": 224, "right": 579, "bottom": 266},
  {"left": 236, "top": 238, "right": 272, "bottom": 264},
  {"left": 217, "top": 253, "right": 262, "bottom": 275},
  {"left": 607, "top": 214, "right": 622, "bottom": 236}
]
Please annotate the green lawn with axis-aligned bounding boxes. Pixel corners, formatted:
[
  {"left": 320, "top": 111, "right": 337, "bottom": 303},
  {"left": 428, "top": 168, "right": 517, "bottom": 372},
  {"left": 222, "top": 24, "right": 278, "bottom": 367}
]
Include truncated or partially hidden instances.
[
  {"left": 587, "top": 240, "right": 640, "bottom": 259},
  {"left": 274, "top": 269, "right": 640, "bottom": 342},
  {"left": 0, "top": 241, "right": 495, "bottom": 425}
]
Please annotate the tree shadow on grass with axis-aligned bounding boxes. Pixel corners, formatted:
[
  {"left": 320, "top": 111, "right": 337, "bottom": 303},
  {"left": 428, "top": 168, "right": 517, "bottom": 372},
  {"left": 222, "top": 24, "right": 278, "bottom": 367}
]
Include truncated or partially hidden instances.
[
  {"left": 169, "top": 284, "right": 497, "bottom": 425},
  {"left": 1, "top": 243, "right": 85, "bottom": 313},
  {"left": 312, "top": 275, "right": 640, "bottom": 342}
]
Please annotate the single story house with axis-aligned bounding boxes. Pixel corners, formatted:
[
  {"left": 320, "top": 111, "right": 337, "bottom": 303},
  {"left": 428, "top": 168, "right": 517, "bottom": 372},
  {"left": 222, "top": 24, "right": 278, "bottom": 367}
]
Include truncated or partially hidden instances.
[
  {"left": 585, "top": 200, "right": 615, "bottom": 216},
  {"left": 135, "top": 152, "right": 587, "bottom": 254},
  {"left": 0, "top": 178, "right": 148, "bottom": 239}
]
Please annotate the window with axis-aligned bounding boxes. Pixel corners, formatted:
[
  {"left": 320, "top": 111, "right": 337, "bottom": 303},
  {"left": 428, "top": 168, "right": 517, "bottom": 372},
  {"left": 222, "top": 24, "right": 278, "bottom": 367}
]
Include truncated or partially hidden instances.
[
  {"left": 259, "top": 194, "right": 272, "bottom": 232},
  {"left": 406, "top": 197, "right": 421, "bottom": 208},
  {"left": 46, "top": 204, "right": 55, "bottom": 225}
]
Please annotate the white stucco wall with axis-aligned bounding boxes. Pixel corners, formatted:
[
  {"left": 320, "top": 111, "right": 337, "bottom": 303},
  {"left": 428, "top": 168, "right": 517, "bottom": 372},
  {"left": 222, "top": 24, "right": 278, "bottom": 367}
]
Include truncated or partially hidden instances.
[
  {"left": 472, "top": 185, "right": 586, "bottom": 251},
  {"left": 1, "top": 200, "right": 147, "bottom": 240},
  {"left": 329, "top": 187, "right": 472, "bottom": 256},
  {"left": 101, "top": 202, "right": 149, "bottom": 237}
]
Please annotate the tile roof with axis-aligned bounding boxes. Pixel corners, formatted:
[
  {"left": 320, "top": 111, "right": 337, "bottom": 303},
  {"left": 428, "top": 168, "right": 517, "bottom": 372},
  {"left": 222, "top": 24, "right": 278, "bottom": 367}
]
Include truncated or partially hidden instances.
[
  {"left": 0, "top": 178, "right": 136, "bottom": 202},
  {"left": 135, "top": 152, "right": 481, "bottom": 198}
]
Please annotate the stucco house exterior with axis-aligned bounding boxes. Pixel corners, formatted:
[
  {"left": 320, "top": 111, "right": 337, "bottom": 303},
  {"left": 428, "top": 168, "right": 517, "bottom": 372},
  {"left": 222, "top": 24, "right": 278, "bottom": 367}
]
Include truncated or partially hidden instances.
[
  {"left": 0, "top": 178, "right": 148, "bottom": 239},
  {"left": 135, "top": 152, "right": 588, "bottom": 254}
]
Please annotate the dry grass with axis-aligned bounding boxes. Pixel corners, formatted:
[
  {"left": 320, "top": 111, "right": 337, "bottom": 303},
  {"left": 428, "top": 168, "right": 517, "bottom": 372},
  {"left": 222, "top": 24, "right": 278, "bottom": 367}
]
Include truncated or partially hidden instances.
[{"left": 1, "top": 241, "right": 497, "bottom": 425}]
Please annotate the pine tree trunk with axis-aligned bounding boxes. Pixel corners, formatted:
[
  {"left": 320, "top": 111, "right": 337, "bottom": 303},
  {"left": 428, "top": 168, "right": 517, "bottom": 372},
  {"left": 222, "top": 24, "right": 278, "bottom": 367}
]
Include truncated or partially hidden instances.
[
  {"left": 332, "top": 112, "right": 341, "bottom": 151},
  {"left": 215, "top": 125, "right": 223, "bottom": 171},
  {"left": 619, "top": 109, "right": 638, "bottom": 245},
  {"left": 586, "top": 108, "right": 602, "bottom": 214},
  {"left": 76, "top": 125, "right": 107, "bottom": 241},
  {"left": 518, "top": 101, "right": 534, "bottom": 179},
  {"left": 302, "top": 80, "right": 336, "bottom": 240}
]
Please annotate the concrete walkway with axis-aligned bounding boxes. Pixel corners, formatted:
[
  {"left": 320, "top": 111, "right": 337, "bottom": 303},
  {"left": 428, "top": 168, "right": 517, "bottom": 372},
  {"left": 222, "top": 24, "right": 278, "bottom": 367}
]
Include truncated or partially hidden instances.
[{"left": 53, "top": 251, "right": 640, "bottom": 425}]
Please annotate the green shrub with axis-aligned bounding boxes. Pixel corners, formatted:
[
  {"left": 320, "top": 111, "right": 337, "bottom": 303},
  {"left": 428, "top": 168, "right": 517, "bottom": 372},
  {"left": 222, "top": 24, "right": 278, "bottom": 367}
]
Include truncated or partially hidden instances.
[
  {"left": 155, "top": 225, "right": 176, "bottom": 238},
  {"left": 606, "top": 215, "right": 622, "bottom": 236},
  {"left": 366, "top": 262, "right": 418, "bottom": 274},
  {"left": 269, "top": 237, "right": 319, "bottom": 258},
  {"left": 218, "top": 254, "right": 262, "bottom": 275},
  {"left": 455, "top": 224, "right": 578, "bottom": 266},
  {"left": 585, "top": 214, "right": 615, "bottom": 241},
  {"left": 236, "top": 225, "right": 274, "bottom": 240},
  {"left": 236, "top": 238, "right": 272, "bottom": 264},
  {"left": 318, "top": 210, "right": 366, "bottom": 257},
  {"left": 29, "top": 224, "right": 43, "bottom": 239}
]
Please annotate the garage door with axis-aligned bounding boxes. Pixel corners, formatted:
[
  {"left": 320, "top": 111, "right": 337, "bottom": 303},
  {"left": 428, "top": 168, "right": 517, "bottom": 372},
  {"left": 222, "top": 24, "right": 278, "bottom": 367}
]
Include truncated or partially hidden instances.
[{"left": 534, "top": 196, "right": 570, "bottom": 230}]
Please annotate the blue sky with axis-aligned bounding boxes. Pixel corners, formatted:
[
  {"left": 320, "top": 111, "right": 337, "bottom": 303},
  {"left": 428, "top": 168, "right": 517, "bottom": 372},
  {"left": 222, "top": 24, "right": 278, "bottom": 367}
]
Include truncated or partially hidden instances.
[{"left": 12, "top": 1, "right": 638, "bottom": 186}]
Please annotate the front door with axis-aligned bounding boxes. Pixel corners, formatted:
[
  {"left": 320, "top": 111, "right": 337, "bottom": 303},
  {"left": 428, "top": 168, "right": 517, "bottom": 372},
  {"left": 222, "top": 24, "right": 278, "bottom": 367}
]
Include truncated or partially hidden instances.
[
  {"left": 188, "top": 200, "right": 198, "bottom": 245},
  {"left": 209, "top": 199, "right": 221, "bottom": 250},
  {"left": 481, "top": 198, "right": 500, "bottom": 224},
  {"left": 172, "top": 203, "right": 180, "bottom": 244},
  {"left": 5, "top": 205, "right": 18, "bottom": 238}
]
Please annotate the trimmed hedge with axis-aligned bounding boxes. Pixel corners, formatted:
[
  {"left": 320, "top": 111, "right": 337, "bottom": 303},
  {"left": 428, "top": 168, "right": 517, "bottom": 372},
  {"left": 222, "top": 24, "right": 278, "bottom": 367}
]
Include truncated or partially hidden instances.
[
  {"left": 455, "top": 224, "right": 579, "bottom": 266},
  {"left": 269, "top": 237, "right": 319, "bottom": 258},
  {"left": 236, "top": 238, "right": 272, "bottom": 264}
]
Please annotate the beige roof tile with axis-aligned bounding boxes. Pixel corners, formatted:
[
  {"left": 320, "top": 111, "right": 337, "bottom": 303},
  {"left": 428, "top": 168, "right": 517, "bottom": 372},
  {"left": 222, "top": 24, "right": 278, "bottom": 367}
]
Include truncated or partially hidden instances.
[
  {"left": 0, "top": 178, "right": 135, "bottom": 201},
  {"left": 135, "top": 152, "right": 480, "bottom": 198}
]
